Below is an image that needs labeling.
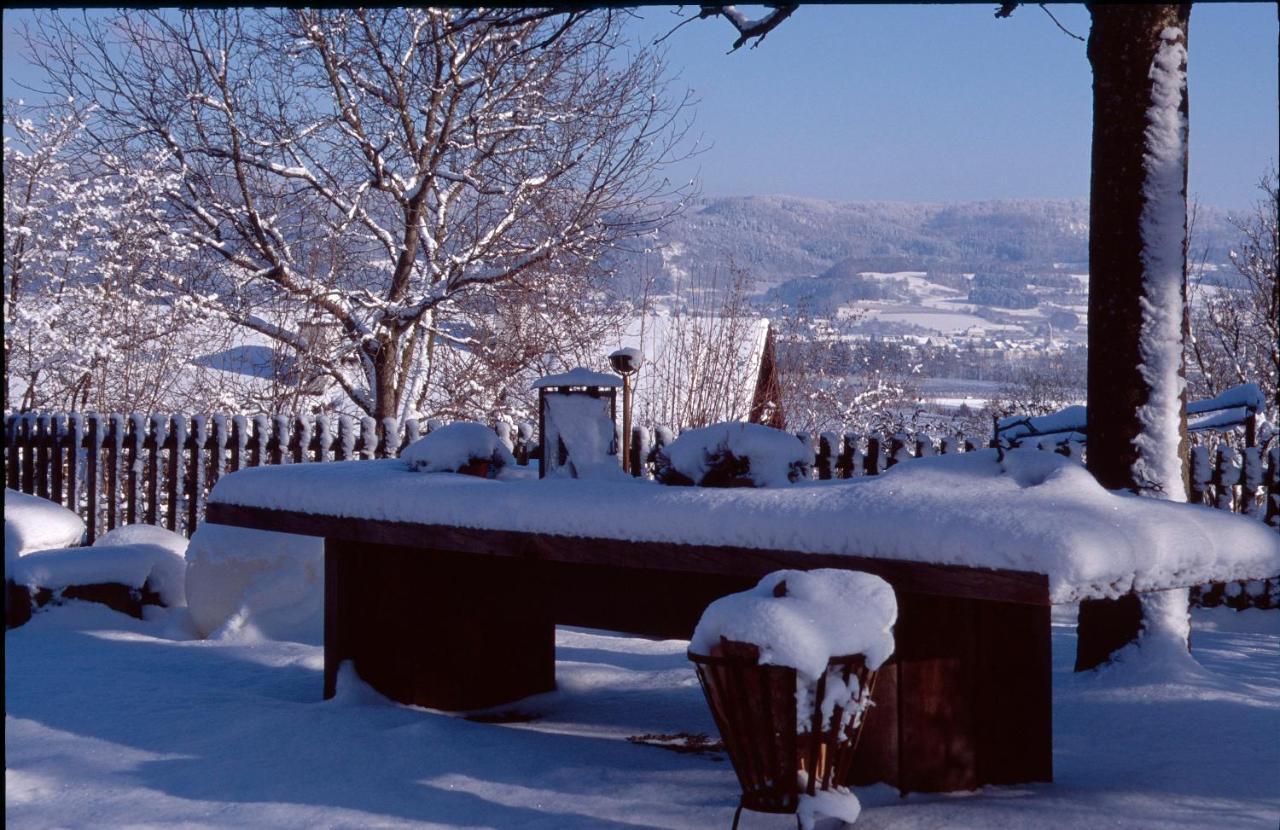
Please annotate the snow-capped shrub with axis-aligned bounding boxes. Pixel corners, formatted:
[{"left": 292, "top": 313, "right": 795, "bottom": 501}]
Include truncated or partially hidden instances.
[
  {"left": 401, "top": 421, "right": 516, "bottom": 477},
  {"left": 5, "top": 489, "right": 86, "bottom": 578},
  {"left": 655, "top": 422, "right": 810, "bottom": 487},
  {"left": 184, "top": 524, "right": 323, "bottom": 643},
  {"left": 94, "top": 523, "right": 187, "bottom": 556}
]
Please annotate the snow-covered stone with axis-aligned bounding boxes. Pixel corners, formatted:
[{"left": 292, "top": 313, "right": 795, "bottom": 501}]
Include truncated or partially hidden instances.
[
  {"left": 400, "top": 421, "right": 515, "bottom": 475},
  {"left": 5, "top": 489, "right": 86, "bottom": 578},
  {"left": 184, "top": 523, "right": 324, "bottom": 643},
  {"left": 656, "top": 421, "right": 811, "bottom": 487}
]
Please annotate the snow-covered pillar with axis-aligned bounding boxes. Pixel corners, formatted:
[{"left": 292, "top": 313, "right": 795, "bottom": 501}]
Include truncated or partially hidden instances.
[{"left": 1078, "top": 5, "right": 1193, "bottom": 671}]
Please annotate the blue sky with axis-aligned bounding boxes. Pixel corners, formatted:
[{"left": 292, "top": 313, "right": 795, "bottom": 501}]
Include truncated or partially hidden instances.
[{"left": 5, "top": 5, "right": 1275, "bottom": 208}]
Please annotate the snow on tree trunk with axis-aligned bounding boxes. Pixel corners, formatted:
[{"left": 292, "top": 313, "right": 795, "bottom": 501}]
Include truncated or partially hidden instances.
[
  {"left": 1081, "top": 4, "right": 1192, "bottom": 669},
  {"left": 1132, "top": 25, "right": 1190, "bottom": 503}
]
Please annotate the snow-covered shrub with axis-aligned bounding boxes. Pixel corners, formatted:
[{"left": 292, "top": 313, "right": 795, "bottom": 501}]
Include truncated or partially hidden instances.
[
  {"left": 401, "top": 421, "right": 516, "bottom": 477},
  {"left": 655, "top": 421, "right": 810, "bottom": 487},
  {"left": 4, "top": 489, "right": 86, "bottom": 578},
  {"left": 184, "top": 524, "right": 324, "bottom": 643}
]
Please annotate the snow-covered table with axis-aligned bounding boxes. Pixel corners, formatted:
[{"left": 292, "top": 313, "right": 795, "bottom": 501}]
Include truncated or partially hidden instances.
[{"left": 204, "top": 450, "right": 1279, "bottom": 795}]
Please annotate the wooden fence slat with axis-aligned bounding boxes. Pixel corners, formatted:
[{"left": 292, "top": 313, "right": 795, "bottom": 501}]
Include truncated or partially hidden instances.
[
  {"left": 360, "top": 416, "right": 377, "bottom": 459},
  {"left": 272, "top": 414, "right": 289, "bottom": 465},
  {"left": 146, "top": 415, "right": 165, "bottom": 526},
  {"left": 85, "top": 415, "right": 101, "bottom": 543},
  {"left": 66, "top": 414, "right": 83, "bottom": 517},
  {"left": 50, "top": 414, "right": 66, "bottom": 506},
  {"left": 106, "top": 414, "right": 124, "bottom": 533},
  {"left": 314, "top": 416, "right": 330, "bottom": 463},
  {"left": 336, "top": 415, "right": 355, "bottom": 460},
  {"left": 186, "top": 416, "right": 207, "bottom": 537},
  {"left": 166, "top": 415, "right": 184, "bottom": 533},
  {"left": 5, "top": 416, "right": 19, "bottom": 490},
  {"left": 35, "top": 414, "right": 51, "bottom": 500}
]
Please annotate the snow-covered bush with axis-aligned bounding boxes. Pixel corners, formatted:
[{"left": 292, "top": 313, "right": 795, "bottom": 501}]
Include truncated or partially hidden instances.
[
  {"left": 4, "top": 489, "right": 86, "bottom": 578},
  {"left": 184, "top": 524, "right": 324, "bottom": 643},
  {"left": 401, "top": 421, "right": 516, "bottom": 477},
  {"left": 655, "top": 421, "right": 810, "bottom": 487}
]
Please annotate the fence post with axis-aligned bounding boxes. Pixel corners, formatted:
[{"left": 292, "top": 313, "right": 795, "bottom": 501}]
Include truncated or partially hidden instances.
[
  {"left": 380, "top": 417, "right": 399, "bottom": 458},
  {"left": 1212, "top": 444, "right": 1241, "bottom": 513},
  {"left": 292, "top": 415, "right": 310, "bottom": 463},
  {"left": 402, "top": 418, "right": 420, "bottom": 454},
  {"left": 105, "top": 414, "right": 124, "bottom": 532},
  {"left": 1189, "top": 444, "right": 1211, "bottom": 505},
  {"left": 35, "top": 413, "right": 51, "bottom": 500},
  {"left": 271, "top": 414, "right": 289, "bottom": 465},
  {"left": 315, "top": 415, "right": 331, "bottom": 463},
  {"left": 1266, "top": 445, "right": 1280, "bottom": 529},
  {"left": 50, "top": 414, "right": 66, "bottom": 507},
  {"left": 209, "top": 415, "right": 229, "bottom": 495},
  {"left": 360, "top": 417, "right": 377, "bottom": 459},
  {"left": 85, "top": 415, "right": 102, "bottom": 543},
  {"left": 66, "top": 413, "right": 84, "bottom": 516},
  {"left": 19, "top": 413, "right": 36, "bottom": 494},
  {"left": 145, "top": 415, "right": 165, "bottom": 526},
  {"left": 5, "top": 415, "right": 18, "bottom": 490},
  {"left": 1240, "top": 447, "right": 1263, "bottom": 519},
  {"left": 166, "top": 414, "right": 184, "bottom": 533},
  {"left": 631, "top": 425, "right": 649, "bottom": 478},
  {"left": 915, "top": 433, "right": 935, "bottom": 458},
  {"left": 864, "top": 435, "right": 883, "bottom": 476},
  {"left": 887, "top": 433, "right": 912, "bottom": 468},
  {"left": 817, "top": 432, "right": 838, "bottom": 480},
  {"left": 336, "top": 415, "right": 355, "bottom": 461},
  {"left": 186, "top": 416, "right": 207, "bottom": 537}
]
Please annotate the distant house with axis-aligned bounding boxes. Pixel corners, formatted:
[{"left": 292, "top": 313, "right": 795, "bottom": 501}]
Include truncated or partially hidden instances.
[{"left": 603, "top": 313, "right": 783, "bottom": 429}]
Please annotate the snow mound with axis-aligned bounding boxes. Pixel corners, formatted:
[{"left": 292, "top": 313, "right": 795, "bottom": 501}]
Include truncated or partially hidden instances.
[
  {"left": 656, "top": 421, "right": 811, "bottom": 487},
  {"left": 184, "top": 523, "right": 324, "bottom": 643},
  {"left": 11, "top": 541, "right": 186, "bottom": 607},
  {"left": 401, "top": 421, "right": 515, "bottom": 476},
  {"left": 691, "top": 569, "right": 897, "bottom": 680},
  {"left": 5, "top": 489, "right": 86, "bottom": 578},
  {"left": 94, "top": 524, "right": 188, "bottom": 556}
]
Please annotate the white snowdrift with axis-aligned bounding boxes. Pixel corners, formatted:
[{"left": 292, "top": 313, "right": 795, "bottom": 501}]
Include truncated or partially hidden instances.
[
  {"left": 658, "top": 421, "right": 811, "bottom": 487},
  {"left": 207, "top": 448, "right": 1280, "bottom": 603},
  {"left": 185, "top": 523, "right": 324, "bottom": 643},
  {"left": 5, "top": 489, "right": 86, "bottom": 577},
  {"left": 401, "top": 421, "right": 516, "bottom": 474}
]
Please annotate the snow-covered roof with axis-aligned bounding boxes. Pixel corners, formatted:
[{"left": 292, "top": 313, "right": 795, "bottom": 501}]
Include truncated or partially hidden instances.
[
  {"left": 207, "top": 448, "right": 1280, "bottom": 604},
  {"left": 531, "top": 367, "right": 622, "bottom": 389}
]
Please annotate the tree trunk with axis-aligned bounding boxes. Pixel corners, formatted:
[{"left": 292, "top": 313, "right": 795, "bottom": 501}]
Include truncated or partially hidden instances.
[{"left": 1080, "top": 3, "right": 1192, "bottom": 670}]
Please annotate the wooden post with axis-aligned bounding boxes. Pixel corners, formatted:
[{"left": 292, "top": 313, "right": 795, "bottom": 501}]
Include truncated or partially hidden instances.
[
  {"left": 165, "top": 415, "right": 182, "bottom": 533},
  {"left": 66, "top": 414, "right": 83, "bottom": 517},
  {"left": 5, "top": 415, "right": 18, "bottom": 490},
  {"left": 315, "top": 416, "right": 331, "bottom": 463},
  {"left": 1212, "top": 444, "right": 1241, "bottom": 513},
  {"left": 1265, "top": 445, "right": 1280, "bottom": 529},
  {"left": 85, "top": 416, "right": 101, "bottom": 543},
  {"left": 105, "top": 414, "right": 124, "bottom": 532},
  {"left": 1075, "top": 593, "right": 1144, "bottom": 672},
  {"left": 1189, "top": 443, "right": 1212, "bottom": 505},
  {"left": 35, "top": 414, "right": 50, "bottom": 500},
  {"left": 817, "top": 432, "right": 838, "bottom": 480},
  {"left": 630, "top": 425, "right": 649, "bottom": 478},
  {"left": 50, "top": 414, "right": 66, "bottom": 507},
  {"left": 145, "top": 415, "right": 161, "bottom": 526},
  {"left": 865, "top": 436, "right": 884, "bottom": 477},
  {"left": 186, "top": 417, "right": 206, "bottom": 537}
]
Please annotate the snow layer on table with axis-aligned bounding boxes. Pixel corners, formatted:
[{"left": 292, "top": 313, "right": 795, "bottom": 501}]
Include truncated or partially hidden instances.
[
  {"left": 400, "top": 421, "right": 515, "bottom": 473},
  {"left": 10, "top": 541, "right": 186, "bottom": 606},
  {"left": 690, "top": 569, "right": 896, "bottom": 679},
  {"left": 207, "top": 448, "right": 1280, "bottom": 603},
  {"left": 1133, "top": 26, "right": 1190, "bottom": 502},
  {"left": 6, "top": 604, "right": 1278, "bottom": 829},
  {"left": 5, "top": 489, "right": 86, "bottom": 578},
  {"left": 542, "top": 392, "right": 625, "bottom": 480},
  {"left": 185, "top": 523, "right": 324, "bottom": 643},
  {"left": 659, "top": 421, "right": 810, "bottom": 486},
  {"left": 532, "top": 366, "right": 621, "bottom": 388}
]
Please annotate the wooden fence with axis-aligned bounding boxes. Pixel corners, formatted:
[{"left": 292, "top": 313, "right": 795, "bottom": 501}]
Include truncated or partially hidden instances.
[{"left": 5, "top": 412, "right": 1278, "bottom": 545}]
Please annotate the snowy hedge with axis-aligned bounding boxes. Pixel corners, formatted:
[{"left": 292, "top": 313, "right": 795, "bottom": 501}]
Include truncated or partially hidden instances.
[{"left": 655, "top": 422, "right": 811, "bottom": 487}]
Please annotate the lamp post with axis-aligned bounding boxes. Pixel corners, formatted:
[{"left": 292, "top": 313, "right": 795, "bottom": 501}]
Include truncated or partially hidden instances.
[{"left": 609, "top": 347, "right": 643, "bottom": 474}]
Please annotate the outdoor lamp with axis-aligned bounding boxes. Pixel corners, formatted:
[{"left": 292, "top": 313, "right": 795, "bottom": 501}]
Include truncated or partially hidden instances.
[{"left": 609, "top": 347, "right": 643, "bottom": 473}]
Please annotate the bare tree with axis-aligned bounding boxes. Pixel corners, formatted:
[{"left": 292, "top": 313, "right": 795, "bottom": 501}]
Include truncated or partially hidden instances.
[
  {"left": 1186, "top": 169, "right": 1279, "bottom": 411},
  {"left": 27, "top": 8, "right": 691, "bottom": 424}
]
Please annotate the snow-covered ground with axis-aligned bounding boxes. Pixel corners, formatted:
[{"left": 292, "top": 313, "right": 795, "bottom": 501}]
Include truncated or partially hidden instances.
[{"left": 6, "top": 602, "right": 1278, "bottom": 829}]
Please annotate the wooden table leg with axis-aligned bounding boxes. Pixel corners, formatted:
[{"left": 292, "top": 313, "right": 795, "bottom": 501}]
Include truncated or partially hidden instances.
[{"left": 323, "top": 539, "right": 556, "bottom": 710}]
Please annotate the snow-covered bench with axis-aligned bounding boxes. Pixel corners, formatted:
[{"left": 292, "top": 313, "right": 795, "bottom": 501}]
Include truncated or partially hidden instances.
[
  {"left": 5, "top": 489, "right": 185, "bottom": 626},
  {"left": 204, "top": 449, "right": 1278, "bottom": 795}
]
